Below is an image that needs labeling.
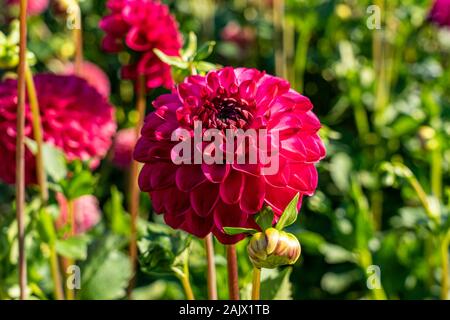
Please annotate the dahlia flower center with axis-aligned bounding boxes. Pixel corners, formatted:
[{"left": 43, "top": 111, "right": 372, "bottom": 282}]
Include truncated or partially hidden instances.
[{"left": 201, "top": 96, "right": 254, "bottom": 130}]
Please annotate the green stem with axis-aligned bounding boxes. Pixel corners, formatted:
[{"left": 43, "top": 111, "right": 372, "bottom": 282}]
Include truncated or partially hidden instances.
[
  {"left": 441, "top": 233, "right": 449, "bottom": 300},
  {"left": 431, "top": 148, "right": 442, "bottom": 201},
  {"left": 49, "top": 242, "right": 64, "bottom": 300},
  {"left": 204, "top": 234, "right": 217, "bottom": 300},
  {"left": 73, "top": 1, "right": 83, "bottom": 75},
  {"left": 25, "top": 64, "right": 48, "bottom": 202},
  {"left": 26, "top": 60, "right": 65, "bottom": 301},
  {"left": 273, "top": 0, "right": 286, "bottom": 78},
  {"left": 406, "top": 173, "right": 438, "bottom": 224},
  {"left": 64, "top": 199, "right": 75, "bottom": 300},
  {"left": 16, "top": 0, "right": 28, "bottom": 300},
  {"left": 294, "top": 24, "right": 311, "bottom": 93},
  {"left": 127, "top": 74, "right": 146, "bottom": 298},
  {"left": 172, "top": 251, "right": 195, "bottom": 300},
  {"left": 226, "top": 244, "right": 240, "bottom": 300},
  {"left": 251, "top": 267, "right": 261, "bottom": 300},
  {"left": 359, "top": 249, "right": 387, "bottom": 300}
]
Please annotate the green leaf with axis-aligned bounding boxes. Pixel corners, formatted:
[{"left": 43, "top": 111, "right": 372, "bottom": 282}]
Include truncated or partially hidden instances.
[
  {"left": 255, "top": 207, "right": 274, "bottom": 231},
  {"left": 275, "top": 193, "right": 300, "bottom": 230},
  {"left": 260, "top": 268, "right": 293, "bottom": 300},
  {"left": 79, "top": 235, "right": 131, "bottom": 300},
  {"left": 321, "top": 270, "right": 361, "bottom": 294},
  {"left": 182, "top": 32, "right": 197, "bottom": 61},
  {"left": 62, "top": 171, "right": 95, "bottom": 200},
  {"left": 195, "top": 61, "right": 218, "bottom": 73},
  {"left": 154, "top": 49, "right": 188, "bottom": 69},
  {"left": 42, "top": 143, "right": 67, "bottom": 182},
  {"left": 55, "top": 236, "right": 90, "bottom": 260},
  {"left": 24, "top": 139, "right": 68, "bottom": 182},
  {"left": 36, "top": 207, "right": 57, "bottom": 244},
  {"left": 223, "top": 227, "right": 258, "bottom": 236},
  {"left": 138, "top": 223, "right": 191, "bottom": 275},
  {"left": 104, "top": 186, "right": 130, "bottom": 236},
  {"left": 319, "top": 243, "right": 356, "bottom": 264},
  {"left": 194, "top": 41, "right": 216, "bottom": 61},
  {"left": 329, "top": 153, "right": 352, "bottom": 192}
]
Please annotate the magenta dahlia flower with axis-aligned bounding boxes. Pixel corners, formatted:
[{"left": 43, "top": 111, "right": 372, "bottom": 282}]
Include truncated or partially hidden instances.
[
  {"left": 7, "top": 0, "right": 49, "bottom": 15},
  {"left": 429, "top": 0, "right": 450, "bottom": 27},
  {"left": 112, "top": 128, "right": 137, "bottom": 169},
  {"left": 134, "top": 67, "right": 325, "bottom": 244},
  {"left": 99, "top": 0, "right": 182, "bottom": 90},
  {"left": 62, "top": 61, "right": 111, "bottom": 98},
  {"left": 56, "top": 193, "right": 101, "bottom": 234},
  {"left": 0, "top": 74, "right": 116, "bottom": 185}
]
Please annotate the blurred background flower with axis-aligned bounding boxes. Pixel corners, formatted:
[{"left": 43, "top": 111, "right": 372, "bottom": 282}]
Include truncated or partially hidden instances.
[
  {"left": 0, "top": 74, "right": 116, "bottom": 184},
  {"left": 56, "top": 193, "right": 101, "bottom": 234},
  {"left": 100, "top": 0, "right": 182, "bottom": 89}
]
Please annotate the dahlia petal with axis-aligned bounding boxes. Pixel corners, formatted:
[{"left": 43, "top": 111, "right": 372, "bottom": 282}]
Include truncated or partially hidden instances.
[
  {"left": 232, "top": 163, "right": 261, "bottom": 176},
  {"left": 149, "top": 190, "right": 165, "bottom": 213},
  {"left": 101, "top": 35, "right": 123, "bottom": 52},
  {"left": 150, "top": 162, "right": 177, "bottom": 190},
  {"left": 206, "top": 71, "right": 220, "bottom": 93},
  {"left": 239, "top": 175, "right": 265, "bottom": 214},
  {"left": 213, "top": 201, "right": 248, "bottom": 233},
  {"left": 201, "top": 163, "right": 230, "bottom": 183},
  {"left": 264, "top": 156, "right": 290, "bottom": 188},
  {"left": 165, "top": 187, "right": 191, "bottom": 215},
  {"left": 163, "top": 210, "right": 185, "bottom": 229},
  {"left": 190, "top": 183, "right": 220, "bottom": 217},
  {"left": 234, "top": 68, "right": 265, "bottom": 84},
  {"left": 181, "top": 208, "right": 214, "bottom": 238},
  {"left": 176, "top": 165, "right": 206, "bottom": 192},
  {"left": 99, "top": 14, "right": 129, "bottom": 37},
  {"left": 125, "top": 27, "right": 152, "bottom": 51},
  {"left": 238, "top": 80, "right": 257, "bottom": 101},
  {"left": 218, "top": 67, "right": 237, "bottom": 89},
  {"left": 219, "top": 170, "right": 244, "bottom": 204},
  {"left": 287, "top": 163, "right": 318, "bottom": 195},
  {"left": 138, "top": 164, "right": 153, "bottom": 192},
  {"left": 265, "top": 185, "right": 303, "bottom": 216}
]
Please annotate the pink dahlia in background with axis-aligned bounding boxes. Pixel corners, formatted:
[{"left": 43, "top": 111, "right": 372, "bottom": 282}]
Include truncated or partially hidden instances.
[
  {"left": 62, "top": 61, "right": 111, "bottom": 97},
  {"left": 7, "top": 0, "right": 49, "bottom": 15},
  {"left": 112, "top": 128, "right": 137, "bottom": 169},
  {"left": 429, "top": 0, "right": 450, "bottom": 27},
  {"left": 100, "top": 0, "right": 182, "bottom": 90},
  {"left": 134, "top": 67, "right": 326, "bottom": 244},
  {"left": 0, "top": 74, "right": 116, "bottom": 184},
  {"left": 56, "top": 193, "right": 101, "bottom": 234},
  {"left": 221, "top": 21, "right": 255, "bottom": 50}
]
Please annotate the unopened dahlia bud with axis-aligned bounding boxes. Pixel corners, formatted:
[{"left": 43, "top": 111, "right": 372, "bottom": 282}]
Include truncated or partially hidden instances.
[{"left": 247, "top": 228, "right": 301, "bottom": 269}]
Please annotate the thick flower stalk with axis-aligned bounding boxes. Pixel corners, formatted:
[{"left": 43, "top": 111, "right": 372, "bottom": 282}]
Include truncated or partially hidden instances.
[
  {"left": 134, "top": 67, "right": 325, "bottom": 244},
  {"left": 100, "top": 0, "right": 182, "bottom": 90},
  {"left": 0, "top": 74, "right": 116, "bottom": 184},
  {"left": 429, "top": 0, "right": 450, "bottom": 27},
  {"left": 247, "top": 228, "right": 301, "bottom": 269}
]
